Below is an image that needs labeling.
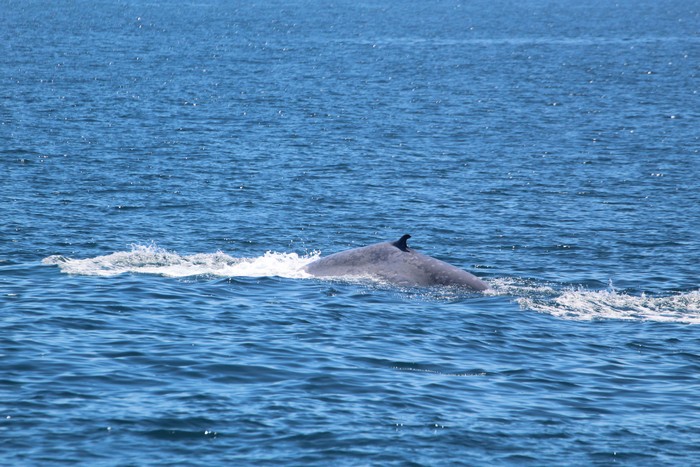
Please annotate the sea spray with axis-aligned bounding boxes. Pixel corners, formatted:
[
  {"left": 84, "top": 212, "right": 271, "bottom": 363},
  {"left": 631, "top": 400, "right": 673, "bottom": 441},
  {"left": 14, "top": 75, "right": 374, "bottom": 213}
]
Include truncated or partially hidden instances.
[{"left": 43, "top": 243, "right": 319, "bottom": 279}]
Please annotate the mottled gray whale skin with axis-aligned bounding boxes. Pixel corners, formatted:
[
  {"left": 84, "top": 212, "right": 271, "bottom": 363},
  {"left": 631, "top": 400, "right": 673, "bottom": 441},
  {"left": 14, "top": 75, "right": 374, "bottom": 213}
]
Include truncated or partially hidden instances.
[{"left": 304, "top": 234, "right": 489, "bottom": 290}]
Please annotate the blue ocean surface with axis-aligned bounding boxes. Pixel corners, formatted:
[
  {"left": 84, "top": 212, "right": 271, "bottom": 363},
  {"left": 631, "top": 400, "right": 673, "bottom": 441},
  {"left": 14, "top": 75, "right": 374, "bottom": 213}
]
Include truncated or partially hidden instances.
[{"left": 2, "top": 0, "right": 700, "bottom": 464}]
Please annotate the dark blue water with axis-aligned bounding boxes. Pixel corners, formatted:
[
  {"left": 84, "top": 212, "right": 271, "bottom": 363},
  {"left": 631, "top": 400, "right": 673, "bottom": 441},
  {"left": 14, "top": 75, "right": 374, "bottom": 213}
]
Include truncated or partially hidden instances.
[{"left": 2, "top": 0, "right": 700, "bottom": 464}]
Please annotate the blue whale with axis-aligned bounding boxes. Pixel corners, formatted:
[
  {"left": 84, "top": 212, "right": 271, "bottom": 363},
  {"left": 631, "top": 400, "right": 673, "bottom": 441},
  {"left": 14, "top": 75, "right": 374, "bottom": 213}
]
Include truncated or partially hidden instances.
[{"left": 304, "top": 234, "right": 489, "bottom": 290}]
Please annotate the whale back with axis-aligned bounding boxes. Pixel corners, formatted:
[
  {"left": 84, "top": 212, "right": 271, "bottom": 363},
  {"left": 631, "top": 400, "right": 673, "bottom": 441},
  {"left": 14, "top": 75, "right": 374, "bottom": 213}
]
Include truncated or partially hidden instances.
[{"left": 303, "top": 236, "right": 488, "bottom": 290}]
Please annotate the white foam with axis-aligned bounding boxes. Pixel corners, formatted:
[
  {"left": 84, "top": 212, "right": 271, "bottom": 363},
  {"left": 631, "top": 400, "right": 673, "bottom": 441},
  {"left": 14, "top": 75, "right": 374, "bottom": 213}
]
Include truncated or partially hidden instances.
[
  {"left": 42, "top": 243, "right": 319, "bottom": 279},
  {"left": 482, "top": 277, "right": 700, "bottom": 323},
  {"left": 518, "top": 288, "right": 700, "bottom": 324},
  {"left": 483, "top": 277, "right": 559, "bottom": 296},
  {"left": 42, "top": 247, "right": 700, "bottom": 324}
]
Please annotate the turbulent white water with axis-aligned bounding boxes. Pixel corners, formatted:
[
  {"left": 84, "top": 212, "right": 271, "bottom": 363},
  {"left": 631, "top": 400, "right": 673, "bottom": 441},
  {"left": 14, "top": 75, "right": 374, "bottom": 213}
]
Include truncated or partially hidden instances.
[
  {"left": 43, "top": 245, "right": 700, "bottom": 324},
  {"left": 42, "top": 243, "right": 318, "bottom": 279},
  {"left": 518, "top": 288, "right": 700, "bottom": 324}
]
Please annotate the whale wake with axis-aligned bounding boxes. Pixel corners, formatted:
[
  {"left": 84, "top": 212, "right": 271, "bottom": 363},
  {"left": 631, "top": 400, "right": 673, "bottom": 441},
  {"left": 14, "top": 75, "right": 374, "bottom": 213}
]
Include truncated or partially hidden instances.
[
  {"left": 42, "top": 243, "right": 317, "bottom": 279},
  {"left": 42, "top": 244, "right": 700, "bottom": 324}
]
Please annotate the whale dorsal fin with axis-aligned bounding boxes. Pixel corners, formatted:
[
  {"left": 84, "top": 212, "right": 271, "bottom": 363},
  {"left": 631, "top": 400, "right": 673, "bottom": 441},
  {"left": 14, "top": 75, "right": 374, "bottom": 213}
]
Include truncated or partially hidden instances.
[{"left": 393, "top": 234, "right": 411, "bottom": 252}]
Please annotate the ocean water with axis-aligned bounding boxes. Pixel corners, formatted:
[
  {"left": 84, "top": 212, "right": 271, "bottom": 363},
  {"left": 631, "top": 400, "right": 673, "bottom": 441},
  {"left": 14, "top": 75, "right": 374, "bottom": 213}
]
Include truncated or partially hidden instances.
[{"left": 2, "top": 0, "right": 700, "bottom": 464}]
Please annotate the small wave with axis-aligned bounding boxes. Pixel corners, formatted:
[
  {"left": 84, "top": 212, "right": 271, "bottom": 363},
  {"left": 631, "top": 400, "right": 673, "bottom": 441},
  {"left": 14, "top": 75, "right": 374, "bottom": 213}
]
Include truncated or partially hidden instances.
[
  {"left": 391, "top": 366, "right": 487, "bottom": 377},
  {"left": 42, "top": 243, "right": 318, "bottom": 279}
]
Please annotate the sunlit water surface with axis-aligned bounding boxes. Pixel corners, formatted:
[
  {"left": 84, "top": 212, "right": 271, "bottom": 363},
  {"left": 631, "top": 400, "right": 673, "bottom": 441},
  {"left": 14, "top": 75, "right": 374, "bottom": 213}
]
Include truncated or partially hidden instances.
[{"left": 2, "top": 0, "right": 700, "bottom": 464}]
